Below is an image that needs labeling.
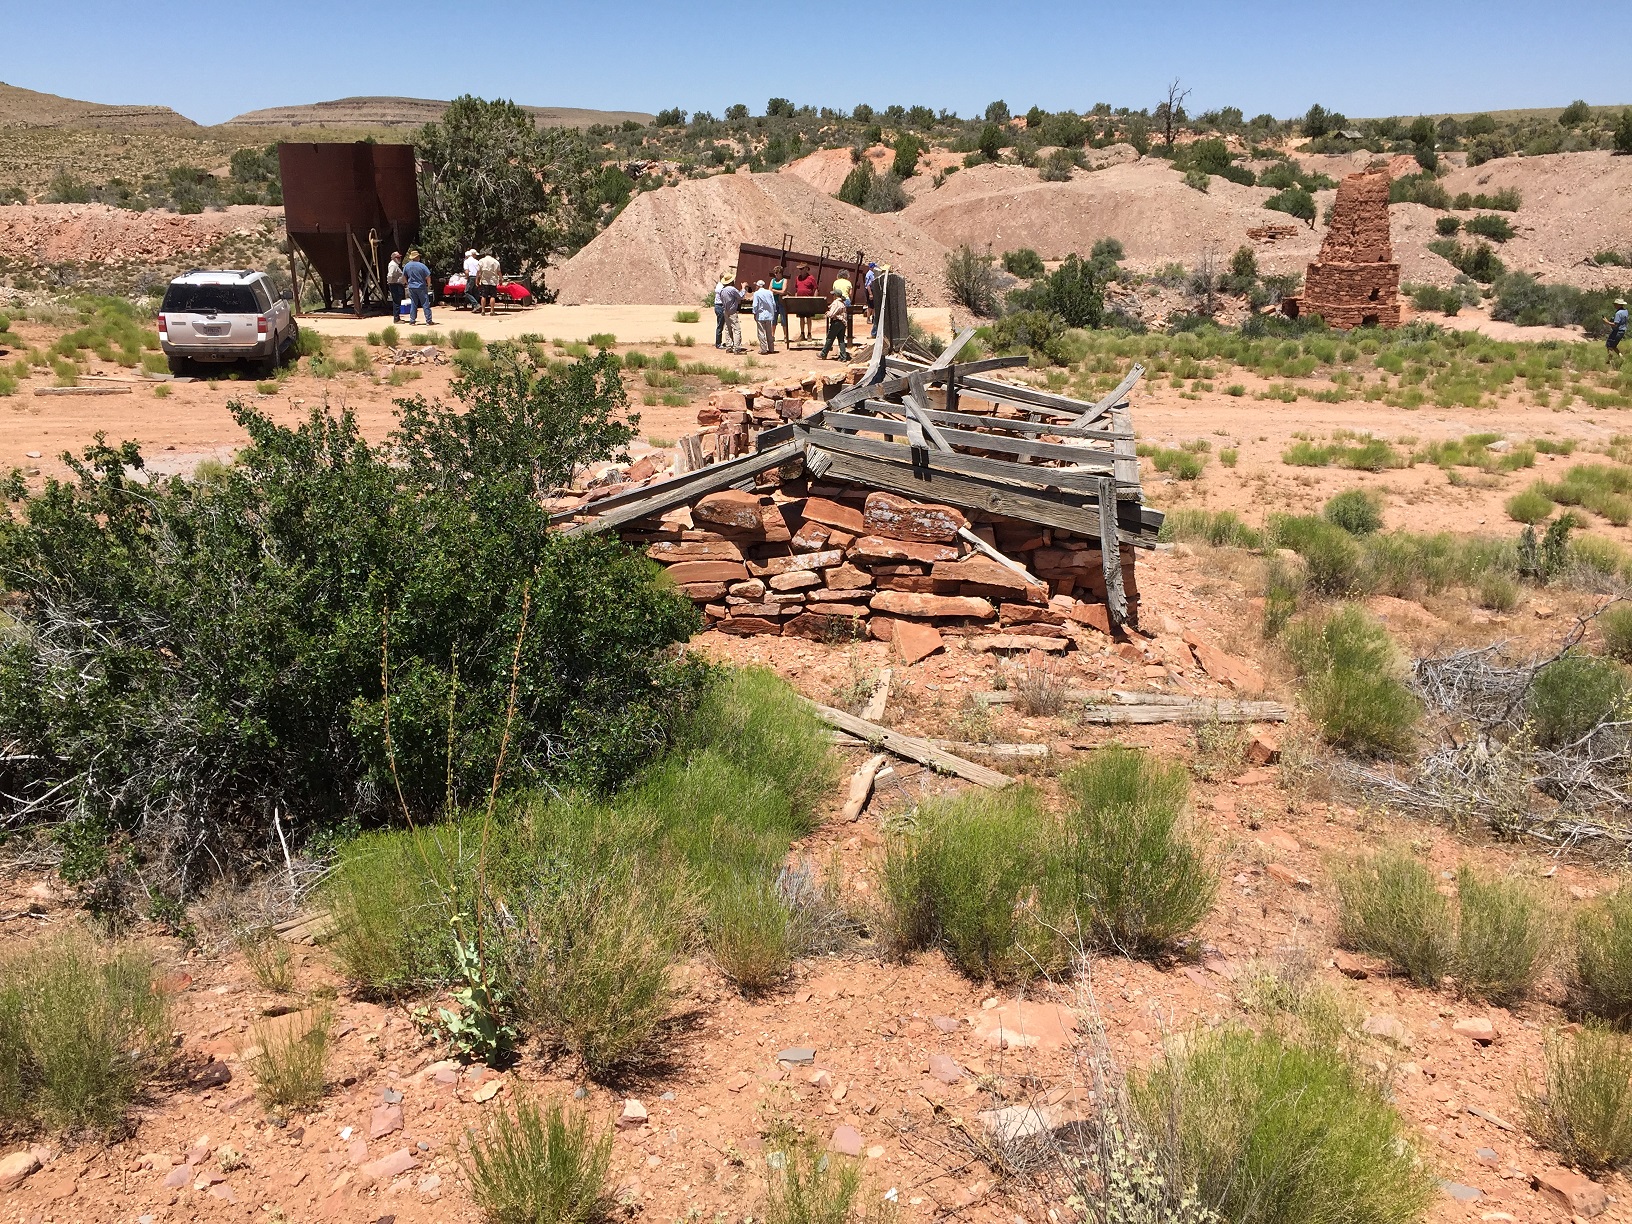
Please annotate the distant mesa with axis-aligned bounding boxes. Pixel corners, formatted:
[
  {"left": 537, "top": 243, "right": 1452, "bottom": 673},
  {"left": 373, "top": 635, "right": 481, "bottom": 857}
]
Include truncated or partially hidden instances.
[
  {"left": 0, "top": 81, "right": 198, "bottom": 129},
  {"left": 225, "top": 96, "right": 655, "bottom": 130}
]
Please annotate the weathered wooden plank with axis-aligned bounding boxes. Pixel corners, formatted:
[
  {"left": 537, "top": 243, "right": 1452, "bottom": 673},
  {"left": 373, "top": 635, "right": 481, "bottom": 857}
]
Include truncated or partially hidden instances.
[
  {"left": 1097, "top": 476, "right": 1128, "bottom": 627},
  {"left": 912, "top": 406, "right": 1135, "bottom": 441},
  {"left": 810, "top": 701, "right": 1014, "bottom": 788},
  {"left": 806, "top": 426, "right": 1124, "bottom": 497},
  {"left": 837, "top": 408, "right": 1120, "bottom": 467},
  {"left": 1077, "top": 362, "right": 1145, "bottom": 424},
  {"left": 809, "top": 443, "right": 1155, "bottom": 545},
  {"left": 566, "top": 440, "right": 805, "bottom": 534},
  {"left": 1109, "top": 403, "right": 1140, "bottom": 488},
  {"left": 34, "top": 385, "right": 132, "bottom": 397},
  {"left": 1076, "top": 702, "right": 1289, "bottom": 725},
  {"left": 884, "top": 354, "right": 1029, "bottom": 379},
  {"left": 954, "top": 374, "right": 1095, "bottom": 417}
]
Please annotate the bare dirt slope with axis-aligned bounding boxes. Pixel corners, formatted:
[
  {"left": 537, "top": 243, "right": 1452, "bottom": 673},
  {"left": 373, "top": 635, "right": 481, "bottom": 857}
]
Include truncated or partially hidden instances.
[
  {"left": 225, "top": 97, "right": 653, "bottom": 130},
  {"left": 901, "top": 160, "right": 1325, "bottom": 278},
  {"left": 0, "top": 81, "right": 198, "bottom": 129},
  {"left": 0, "top": 203, "right": 282, "bottom": 267},
  {"left": 552, "top": 172, "right": 953, "bottom": 306}
]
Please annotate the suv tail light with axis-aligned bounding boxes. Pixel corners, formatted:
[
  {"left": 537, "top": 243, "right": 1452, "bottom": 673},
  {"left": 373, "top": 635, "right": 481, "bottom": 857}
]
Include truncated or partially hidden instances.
[
  {"left": 256, "top": 316, "right": 268, "bottom": 337},
  {"left": 157, "top": 315, "right": 167, "bottom": 337}
]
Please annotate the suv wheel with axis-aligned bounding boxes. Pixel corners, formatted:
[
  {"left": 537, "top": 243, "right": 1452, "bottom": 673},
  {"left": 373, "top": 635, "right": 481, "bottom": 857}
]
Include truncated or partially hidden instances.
[{"left": 166, "top": 355, "right": 189, "bottom": 377}]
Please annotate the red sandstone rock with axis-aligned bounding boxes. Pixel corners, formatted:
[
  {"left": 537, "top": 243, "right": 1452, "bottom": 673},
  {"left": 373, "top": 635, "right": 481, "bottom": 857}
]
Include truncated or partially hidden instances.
[
  {"left": 715, "top": 617, "right": 781, "bottom": 636},
  {"left": 800, "top": 496, "right": 866, "bottom": 535},
  {"left": 648, "top": 539, "right": 743, "bottom": 563},
  {"left": 931, "top": 557, "right": 1035, "bottom": 597},
  {"left": 747, "top": 549, "right": 845, "bottom": 577},
  {"left": 850, "top": 536, "right": 960, "bottom": 565},
  {"left": 973, "top": 1001, "right": 1078, "bottom": 1052},
  {"left": 893, "top": 621, "right": 943, "bottom": 664},
  {"left": 825, "top": 563, "right": 873, "bottom": 589},
  {"left": 862, "top": 492, "right": 968, "bottom": 543},
  {"left": 870, "top": 592, "right": 995, "bottom": 619},
  {"left": 1182, "top": 631, "right": 1265, "bottom": 694},
  {"left": 768, "top": 570, "right": 822, "bottom": 592},
  {"left": 790, "top": 522, "right": 831, "bottom": 552},
  {"left": 693, "top": 489, "right": 765, "bottom": 531},
  {"left": 999, "top": 603, "right": 1065, "bottom": 626},
  {"left": 1534, "top": 1169, "right": 1608, "bottom": 1217},
  {"left": 666, "top": 560, "right": 749, "bottom": 585}
]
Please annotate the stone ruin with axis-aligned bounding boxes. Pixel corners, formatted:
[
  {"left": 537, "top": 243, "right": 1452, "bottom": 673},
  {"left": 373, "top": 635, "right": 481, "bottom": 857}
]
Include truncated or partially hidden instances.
[{"left": 1288, "top": 168, "right": 1401, "bottom": 329}]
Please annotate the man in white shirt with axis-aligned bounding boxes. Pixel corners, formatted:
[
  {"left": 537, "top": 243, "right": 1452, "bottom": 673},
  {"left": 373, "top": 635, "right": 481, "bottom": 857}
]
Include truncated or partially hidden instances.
[
  {"left": 476, "top": 251, "right": 502, "bottom": 315},
  {"left": 385, "top": 251, "right": 406, "bottom": 317},
  {"left": 462, "top": 249, "right": 481, "bottom": 311},
  {"left": 751, "top": 279, "right": 778, "bottom": 354}
]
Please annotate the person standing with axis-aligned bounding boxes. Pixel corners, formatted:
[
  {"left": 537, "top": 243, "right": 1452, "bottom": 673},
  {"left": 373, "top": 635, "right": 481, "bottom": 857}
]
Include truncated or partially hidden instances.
[
  {"left": 862, "top": 261, "right": 878, "bottom": 337},
  {"left": 1608, "top": 298, "right": 1629, "bottom": 363},
  {"left": 769, "top": 265, "right": 790, "bottom": 346},
  {"left": 461, "top": 249, "right": 481, "bottom": 311},
  {"left": 793, "top": 263, "right": 817, "bottom": 340},
  {"left": 752, "top": 279, "right": 778, "bottom": 354},
  {"left": 718, "top": 279, "right": 745, "bottom": 353},
  {"left": 820, "top": 288, "right": 850, "bottom": 361},
  {"left": 386, "top": 251, "right": 406, "bottom": 317},
  {"left": 476, "top": 250, "right": 501, "bottom": 316},
  {"left": 712, "top": 272, "right": 728, "bottom": 348},
  {"left": 403, "top": 250, "right": 433, "bottom": 325},
  {"left": 832, "top": 271, "right": 853, "bottom": 306}
]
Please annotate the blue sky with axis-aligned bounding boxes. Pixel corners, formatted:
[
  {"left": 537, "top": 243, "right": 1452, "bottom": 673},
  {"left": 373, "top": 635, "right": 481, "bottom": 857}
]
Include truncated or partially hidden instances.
[{"left": 4, "top": 0, "right": 1628, "bottom": 127}]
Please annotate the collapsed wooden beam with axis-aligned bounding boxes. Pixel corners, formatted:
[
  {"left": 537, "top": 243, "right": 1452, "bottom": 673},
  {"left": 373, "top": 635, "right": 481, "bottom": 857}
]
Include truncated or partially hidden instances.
[
  {"left": 564, "top": 440, "right": 805, "bottom": 535},
  {"left": 810, "top": 701, "right": 1014, "bottom": 788}
]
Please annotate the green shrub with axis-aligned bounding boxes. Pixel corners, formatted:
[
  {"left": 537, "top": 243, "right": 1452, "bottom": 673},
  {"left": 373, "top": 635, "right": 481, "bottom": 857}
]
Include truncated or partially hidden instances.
[
  {"left": 0, "top": 936, "right": 169, "bottom": 1131},
  {"left": 1477, "top": 573, "right": 1520, "bottom": 612},
  {"left": 350, "top": 344, "right": 372, "bottom": 373},
  {"left": 1002, "top": 248, "right": 1045, "bottom": 279},
  {"left": 381, "top": 324, "right": 400, "bottom": 347},
  {"left": 251, "top": 1007, "right": 329, "bottom": 1109},
  {"left": 672, "top": 310, "right": 699, "bottom": 323},
  {"left": 1455, "top": 865, "right": 1553, "bottom": 1005},
  {"left": 1323, "top": 489, "right": 1383, "bottom": 535},
  {"left": 1527, "top": 653, "right": 1628, "bottom": 748},
  {"left": 1506, "top": 486, "right": 1555, "bottom": 524},
  {"left": 1333, "top": 849, "right": 1454, "bottom": 987},
  {"left": 1135, "top": 1027, "right": 1434, "bottom": 1224},
  {"left": 1523, "top": 1025, "right": 1632, "bottom": 1174},
  {"left": 1061, "top": 748, "right": 1215, "bottom": 956},
  {"left": 1272, "top": 516, "right": 1362, "bottom": 596},
  {"left": 1264, "top": 186, "right": 1315, "bottom": 226},
  {"left": 1220, "top": 447, "right": 1238, "bottom": 467},
  {"left": 1435, "top": 215, "right": 1461, "bottom": 236},
  {"left": 1286, "top": 606, "right": 1419, "bottom": 755},
  {"left": 449, "top": 329, "right": 483, "bottom": 352},
  {"left": 465, "top": 1095, "right": 612, "bottom": 1224},
  {"left": 707, "top": 874, "right": 795, "bottom": 993},
  {"left": 294, "top": 329, "right": 325, "bottom": 357},
  {"left": 944, "top": 246, "right": 1001, "bottom": 316},
  {"left": 586, "top": 333, "right": 616, "bottom": 349},
  {"left": 1465, "top": 214, "right": 1515, "bottom": 243},
  {"left": 1572, "top": 889, "right": 1632, "bottom": 1025},
  {"left": 1427, "top": 239, "right": 1505, "bottom": 283},
  {"left": 1157, "top": 508, "right": 1261, "bottom": 549},
  {"left": 1600, "top": 605, "right": 1632, "bottom": 661},
  {"left": 763, "top": 1134, "right": 873, "bottom": 1224}
]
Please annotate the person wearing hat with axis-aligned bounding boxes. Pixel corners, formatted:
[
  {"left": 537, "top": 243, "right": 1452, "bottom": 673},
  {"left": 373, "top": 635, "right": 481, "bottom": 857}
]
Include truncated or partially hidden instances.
[
  {"left": 462, "top": 249, "right": 481, "bottom": 311},
  {"left": 820, "top": 286, "right": 851, "bottom": 362},
  {"left": 752, "top": 279, "right": 779, "bottom": 354},
  {"left": 1608, "top": 298, "right": 1628, "bottom": 362},
  {"left": 476, "top": 249, "right": 502, "bottom": 315},
  {"left": 402, "top": 249, "right": 434, "bottom": 325},
  {"left": 712, "top": 272, "right": 730, "bottom": 348},
  {"left": 385, "top": 250, "right": 406, "bottom": 317},
  {"left": 717, "top": 278, "right": 745, "bottom": 353}
]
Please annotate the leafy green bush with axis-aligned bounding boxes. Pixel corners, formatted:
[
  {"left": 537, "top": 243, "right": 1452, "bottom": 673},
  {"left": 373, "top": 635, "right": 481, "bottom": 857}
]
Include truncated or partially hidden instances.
[
  {"left": 1006, "top": 252, "right": 1116, "bottom": 328},
  {"left": 1523, "top": 1025, "right": 1632, "bottom": 1174},
  {"left": 1527, "top": 653, "right": 1628, "bottom": 748},
  {"left": 1271, "top": 516, "right": 1362, "bottom": 596},
  {"left": 763, "top": 1134, "right": 875, "bottom": 1224},
  {"left": 1477, "top": 573, "right": 1520, "bottom": 612},
  {"left": 1333, "top": 849, "right": 1454, "bottom": 987},
  {"left": 465, "top": 1095, "right": 612, "bottom": 1224},
  {"left": 1135, "top": 1027, "right": 1434, "bottom": 1224},
  {"left": 1507, "top": 486, "right": 1555, "bottom": 524},
  {"left": 1323, "top": 489, "right": 1383, "bottom": 535},
  {"left": 943, "top": 245, "right": 1000, "bottom": 316},
  {"left": 1061, "top": 748, "right": 1215, "bottom": 956},
  {"left": 1455, "top": 865, "right": 1553, "bottom": 1005},
  {"left": 0, "top": 936, "right": 169, "bottom": 1131},
  {"left": 1427, "top": 239, "right": 1505, "bottom": 283},
  {"left": 1264, "top": 186, "right": 1315, "bottom": 226},
  {"left": 1285, "top": 606, "right": 1418, "bottom": 755},
  {"left": 1573, "top": 888, "right": 1632, "bottom": 1026},
  {"left": 1465, "top": 214, "right": 1515, "bottom": 243},
  {"left": 706, "top": 874, "right": 796, "bottom": 993},
  {"left": 1002, "top": 248, "right": 1045, "bottom": 279},
  {"left": 251, "top": 1008, "right": 329, "bottom": 1109},
  {"left": 0, "top": 346, "right": 702, "bottom": 899},
  {"left": 1157, "top": 508, "right": 1261, "bottom": 548},
  {"left": 1435, "top": 215, "right": 1462, "bottom": 236}
]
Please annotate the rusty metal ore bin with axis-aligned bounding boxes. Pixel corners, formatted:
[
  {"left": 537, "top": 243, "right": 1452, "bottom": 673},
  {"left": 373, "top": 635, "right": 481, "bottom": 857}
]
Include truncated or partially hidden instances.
[{"left": 278, "top": 142, "right": 420, "bottom": 316}]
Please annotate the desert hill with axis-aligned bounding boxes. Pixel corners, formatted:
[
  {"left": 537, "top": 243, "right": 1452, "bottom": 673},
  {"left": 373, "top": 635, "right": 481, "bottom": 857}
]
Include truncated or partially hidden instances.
[
  {"left": 0, "top": 81, "right": 198, "bottom": 130},
  {"left": 225, "top": 96, "right": 653, "bottom": 130},
  {"left": 552, "top": 172, "right": 954, "bottom": 307}
]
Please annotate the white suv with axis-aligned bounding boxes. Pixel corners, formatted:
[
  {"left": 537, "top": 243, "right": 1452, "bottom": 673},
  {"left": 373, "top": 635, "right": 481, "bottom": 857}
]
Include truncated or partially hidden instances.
[{"left": 157, "top": 270, "right": 297, "bottom": 375}]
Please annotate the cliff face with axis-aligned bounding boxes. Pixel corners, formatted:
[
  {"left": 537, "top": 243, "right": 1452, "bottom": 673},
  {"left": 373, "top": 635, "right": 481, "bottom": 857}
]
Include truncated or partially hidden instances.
[{"left": 1303, "top": 169, "right": 1401, "bottom": 328}]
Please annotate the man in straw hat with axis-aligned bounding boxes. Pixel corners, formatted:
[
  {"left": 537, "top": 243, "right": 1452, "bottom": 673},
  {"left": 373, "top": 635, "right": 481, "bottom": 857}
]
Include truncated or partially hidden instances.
[
  {"left": 1608, "top": 298, "right": 1628, "bottom": 362},
  {"left": 462, "top": 249, "right": 481, "bottom": 311}
]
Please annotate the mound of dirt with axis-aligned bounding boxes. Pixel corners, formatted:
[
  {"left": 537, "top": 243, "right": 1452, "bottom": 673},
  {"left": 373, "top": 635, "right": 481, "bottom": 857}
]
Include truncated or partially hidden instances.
[
  {"left": 225, "top": 97, "right": 652, "bottom": 131},
  {"left": 0, "top": 203, "right": 282, "bottom": 266},
  {"left": 553, "top": 173, "right": 953, "bottom": 306},
  {"left": 901, "top": 160, "right": 1323, "bottom": 278},
  {"left": 0, "top": 81, "right": 197, "bottom": 130}
]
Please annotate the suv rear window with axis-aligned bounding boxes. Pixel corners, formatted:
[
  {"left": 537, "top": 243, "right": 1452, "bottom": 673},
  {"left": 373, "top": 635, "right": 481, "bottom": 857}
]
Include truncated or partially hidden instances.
[{"left": 161, "top": 284, "right": 261, "bottom": 314}]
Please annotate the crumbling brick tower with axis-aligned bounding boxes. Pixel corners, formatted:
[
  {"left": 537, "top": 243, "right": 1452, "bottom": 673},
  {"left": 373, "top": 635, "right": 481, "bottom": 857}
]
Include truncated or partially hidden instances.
[{"left": 1302, "top": 168, "right": 1401, "bottom": 328}]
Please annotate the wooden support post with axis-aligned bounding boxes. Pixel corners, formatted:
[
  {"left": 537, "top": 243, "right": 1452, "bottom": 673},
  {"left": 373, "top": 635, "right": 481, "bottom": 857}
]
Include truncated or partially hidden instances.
[
  {"left": 1096, "top": 476, "right": 1127, "bottom": 627},
  {"left": 286, "top": 236, "right": 302, "bottom": 317},
  {"left": 345, "top": 225, "right": 362, "bottom": 318}
]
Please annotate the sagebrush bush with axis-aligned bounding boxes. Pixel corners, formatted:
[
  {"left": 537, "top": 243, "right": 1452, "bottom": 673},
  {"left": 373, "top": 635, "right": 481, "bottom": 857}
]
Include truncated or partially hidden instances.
[
  {"left": 1285, "top": 606, "right": 1419, "bottom": 756},
  {"left": 239, "top": 928, "right": 296, "bottom": 993},
  {"left": 1323, "top": 489, "right": 1383, "bottom": 535},
  {"left": 465, "top": 1095, "right": 612, "bottom": 1224},
  {"left": 1527, "top": 653, "right": 1628, "bottom": 748},
  {"left": 1600, "top": 604, "right": 1632, "bottom": 661},
  {"left": 251, "top": 1008, "right": 330, "bottom": 1109},
  {"left": 1573, "top": 889, "right": 1632, "bottom": 1025},
  {"left": 707, "top": 874, "right": 795, "bottom": 993},
  {"left": 944, "top": 245, "right": 1000, "bottom": 316},
  {"left": 0, "top": 936, "right": 169, "bottom": 1131},
  {"left": 1507, "top": 487, "right": 1555, "bottom": 524},
  {"left": 1455, "top": 865, "right": 1553, "bottom": 1005},
  {"left": 1523, "top": 1025, "right": 1632, "bottom": 1174},
  {"left": 1135, "top": 1027, "right": 1434, "bottom": 1224},
  {"left": 763, "top": 1135, "right": 876, "bottom": 1224},
  {"left": 1061, "top": 749, "right": 1216, "bottom": 957},
  {"left": 1002, "top": 248, "right": 1045, "bottom": 279},
  {"left": 1333, "top": 850, "right": 1454, "bottom": 987}
]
